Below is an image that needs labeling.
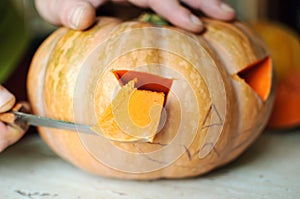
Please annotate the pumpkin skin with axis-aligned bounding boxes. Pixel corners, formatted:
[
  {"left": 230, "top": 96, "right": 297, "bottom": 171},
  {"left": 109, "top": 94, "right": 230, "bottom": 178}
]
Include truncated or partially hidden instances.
[{"left": 27, "top": 16, "right": 275, "bottom": 179}]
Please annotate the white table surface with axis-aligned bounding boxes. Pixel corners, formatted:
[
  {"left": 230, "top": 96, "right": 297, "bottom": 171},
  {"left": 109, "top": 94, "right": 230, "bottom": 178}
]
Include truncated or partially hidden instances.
[{"left": 0, "top": 129, "right": 299, "bottom": 199}]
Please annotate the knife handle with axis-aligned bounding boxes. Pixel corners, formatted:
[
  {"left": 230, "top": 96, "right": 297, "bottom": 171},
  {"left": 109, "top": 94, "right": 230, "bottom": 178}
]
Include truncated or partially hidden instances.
[{"left": 0, "top": 102, "right": 31, "bottom": 131}]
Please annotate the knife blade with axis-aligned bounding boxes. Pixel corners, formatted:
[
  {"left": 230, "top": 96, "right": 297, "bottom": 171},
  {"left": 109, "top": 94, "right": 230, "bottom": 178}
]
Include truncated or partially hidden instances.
[
  {"left": 12, "top": 111, "right": 96, "bottom": 135},
  {"left": 0, "top": 103, "right": 150, "bottom": 142}
]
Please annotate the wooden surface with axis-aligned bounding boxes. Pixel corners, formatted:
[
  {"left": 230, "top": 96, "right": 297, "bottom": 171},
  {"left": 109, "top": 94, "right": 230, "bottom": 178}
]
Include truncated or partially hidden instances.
[{"left": 0, "top": 130, "right": 299, "bottom": 199}]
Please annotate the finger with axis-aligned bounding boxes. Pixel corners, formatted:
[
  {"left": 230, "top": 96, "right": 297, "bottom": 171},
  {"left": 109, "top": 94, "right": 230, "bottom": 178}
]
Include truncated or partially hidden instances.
[
  {"left": 147, "top": 0, "right": 204, "bottom": 32},
  {"left": 0, "top": 85, "right": 15, "bottom": 113},
  {"left": 183, "top": 0, "right": 235, "bottom": 20},
  {"left": 0, "top": 122, "right": 26, "bottom": 152},
  {"left": 127, "top": 0, "right": 149, "bottom": 7},
  {"left": 35, "top": 0, "right": 98, "bottom": 30}
]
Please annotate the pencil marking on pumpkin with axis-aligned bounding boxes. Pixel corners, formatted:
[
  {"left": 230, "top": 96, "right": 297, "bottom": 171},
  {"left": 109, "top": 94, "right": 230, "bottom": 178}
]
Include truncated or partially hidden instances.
[
  {"left": 142, "top": 154, "right": 167, "bottom": 165},
  {"left": 182, "top": 145, "right": 192, "bottom": 161},
  {"left": 200, "top": 142, "right": 213, "bottom": 153},
  {"left": 150, "top": 142, "right": 168, "bottom": 146},
  {"left": 135, "top": 145, "right": 167, "bottom": 165},
  {"left": 201, "top": 104, "right": 223, "bottom": 129},
  {"left": 192, "top": 142, "right": 213, "bottom": 159},
  {"left": 212, "top": 146, "right": 220, "bottom": 157}
]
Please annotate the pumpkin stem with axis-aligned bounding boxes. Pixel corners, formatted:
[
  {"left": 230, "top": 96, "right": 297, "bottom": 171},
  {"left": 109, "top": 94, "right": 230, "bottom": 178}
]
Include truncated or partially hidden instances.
[{"left": 138, "top": 13, "right": 170, "bottom": 26}]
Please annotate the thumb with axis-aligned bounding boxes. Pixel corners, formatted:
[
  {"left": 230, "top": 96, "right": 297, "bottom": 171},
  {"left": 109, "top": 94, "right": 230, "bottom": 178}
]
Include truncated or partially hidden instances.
[
  {"left": 35, "top": 0, "right": 96, "bottom": 30},
  {"left": 0, "top": 85, "right": 16, "bottom": 113},
  {"left": 0, "top": 123, "right": 26, "bottom": 152}
]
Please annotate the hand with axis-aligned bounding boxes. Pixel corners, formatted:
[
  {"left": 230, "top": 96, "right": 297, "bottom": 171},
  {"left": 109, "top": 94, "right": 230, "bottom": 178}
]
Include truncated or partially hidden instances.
[
  {"left": 0, "top": 85, "right": 26, "bottom": 152},
  {"left": 35, "top": 0, "right": 235, "bottom": 32}
]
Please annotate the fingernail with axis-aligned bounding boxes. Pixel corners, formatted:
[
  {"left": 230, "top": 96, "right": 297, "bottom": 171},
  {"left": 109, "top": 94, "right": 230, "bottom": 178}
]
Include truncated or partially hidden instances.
[
  {"left": 0, "top": 86, "right": 15, "bottom": 112},
  {"left": 220, "top": 3, "right": 235, "bottom": 13},
  {"left": 190, "top": 14, "right": 202, "bottom": 26},
  {"left": 69, "top": 3, "right": 89, "bottom": 29}
]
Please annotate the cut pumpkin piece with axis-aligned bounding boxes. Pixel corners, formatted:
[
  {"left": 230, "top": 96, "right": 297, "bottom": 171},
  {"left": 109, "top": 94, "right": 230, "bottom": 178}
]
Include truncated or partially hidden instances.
[{"left": 92, "top": 79, "right": 165, "bottom": 142}]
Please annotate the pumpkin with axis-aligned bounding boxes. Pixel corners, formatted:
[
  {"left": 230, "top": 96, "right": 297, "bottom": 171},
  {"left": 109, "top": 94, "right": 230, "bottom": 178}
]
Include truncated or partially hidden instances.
[
  {"left": 27, "top": 14, "right": 274, "bottom": 179},
  {"left": 251, "top": 21, "right": 300, "bottom": 129}
]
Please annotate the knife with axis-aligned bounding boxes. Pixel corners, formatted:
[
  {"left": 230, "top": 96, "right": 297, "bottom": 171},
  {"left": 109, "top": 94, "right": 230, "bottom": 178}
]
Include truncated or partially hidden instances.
[
  {"left": 13, "top": 111, "right": 96, "bottom": 134},
  {"left": 0, "top": 103, "right": 96, "bottom": 135},
  {"left": 0, "top": 103, "right": 151, "bottom": 142},
  {"left": 3, "top": 111, "right": 151, "bottom": 142}
]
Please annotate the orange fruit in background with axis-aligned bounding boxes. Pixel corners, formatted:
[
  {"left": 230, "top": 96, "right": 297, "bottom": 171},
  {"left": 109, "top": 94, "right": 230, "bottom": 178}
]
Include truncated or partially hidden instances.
[
  {"left": 251, "top": 21, "right": 300, "bottom": 79},
  {"left": 251, "top": 21, "right": 300, "bottom": 129},
  {"left": 268, "top": 69, "right": 300, "bottom": 128}
]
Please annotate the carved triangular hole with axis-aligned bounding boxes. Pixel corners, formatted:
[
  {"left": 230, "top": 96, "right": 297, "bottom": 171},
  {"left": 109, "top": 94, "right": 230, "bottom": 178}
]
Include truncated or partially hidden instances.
[
  {"left": 112, "top": 70, "right": 173, "bottom": 106},
  {"left": 237, "top": 56, "right": 272, "bottom": 101}
]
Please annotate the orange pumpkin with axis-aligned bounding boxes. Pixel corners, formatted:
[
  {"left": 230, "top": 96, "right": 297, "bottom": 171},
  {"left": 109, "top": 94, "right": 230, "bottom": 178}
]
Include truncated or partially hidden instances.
[
  {"left": 251, "top": 21, "right": 300, "bottom": 129},
  {"left": 27, "top": 15, "right": 274, "bottom": 179}
]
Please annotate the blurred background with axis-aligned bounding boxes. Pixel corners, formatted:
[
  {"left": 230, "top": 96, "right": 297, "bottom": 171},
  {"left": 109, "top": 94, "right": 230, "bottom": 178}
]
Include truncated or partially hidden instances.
[
  {"left": 1, "top": 0, "right": 299, "bottom": 101},
  {"left": 227, "top": 0, "right": 300, "bottom": 34}
]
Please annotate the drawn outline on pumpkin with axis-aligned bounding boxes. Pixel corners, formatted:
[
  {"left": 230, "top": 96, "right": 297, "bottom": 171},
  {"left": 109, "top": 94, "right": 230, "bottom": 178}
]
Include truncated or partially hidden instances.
[{"left": 199, "top": 103, "right": 224, "bottom": 159}]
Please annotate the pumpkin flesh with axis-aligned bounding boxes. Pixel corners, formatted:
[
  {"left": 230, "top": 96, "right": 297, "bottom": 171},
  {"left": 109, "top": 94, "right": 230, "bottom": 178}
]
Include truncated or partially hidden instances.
[{"left": 93, "top": 79, "right": 165, "bottom": 142}]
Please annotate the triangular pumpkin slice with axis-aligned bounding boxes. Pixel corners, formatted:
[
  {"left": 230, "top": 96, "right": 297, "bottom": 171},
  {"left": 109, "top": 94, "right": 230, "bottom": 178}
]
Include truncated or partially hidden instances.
[{"left": 92, "top": 79, "right": 165, "bottom": 142}]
